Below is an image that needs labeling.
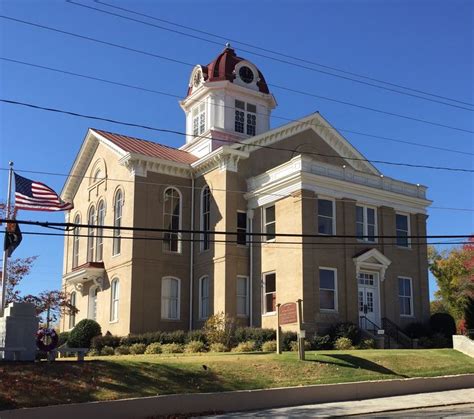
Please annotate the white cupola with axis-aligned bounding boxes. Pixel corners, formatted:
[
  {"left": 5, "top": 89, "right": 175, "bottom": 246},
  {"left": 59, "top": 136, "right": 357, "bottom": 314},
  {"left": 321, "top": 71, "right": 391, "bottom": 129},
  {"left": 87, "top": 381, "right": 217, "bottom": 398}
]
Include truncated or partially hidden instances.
[{"left": 179, "top": 44, "right": 277, "bottom": 157}]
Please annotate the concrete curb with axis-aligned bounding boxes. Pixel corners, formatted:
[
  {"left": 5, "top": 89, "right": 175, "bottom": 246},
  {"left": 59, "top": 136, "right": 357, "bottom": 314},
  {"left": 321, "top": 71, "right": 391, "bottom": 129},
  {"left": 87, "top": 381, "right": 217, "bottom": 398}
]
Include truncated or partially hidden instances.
[{"left": 2, "top": 374, "right": 474, "bottom": 419}]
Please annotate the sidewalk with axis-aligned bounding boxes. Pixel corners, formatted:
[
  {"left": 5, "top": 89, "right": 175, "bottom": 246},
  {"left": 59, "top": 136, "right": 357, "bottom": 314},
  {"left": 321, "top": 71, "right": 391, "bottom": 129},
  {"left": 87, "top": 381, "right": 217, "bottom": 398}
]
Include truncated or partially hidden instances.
[{"left": 210, "top": 388, "right": 474, "bottom": 417}]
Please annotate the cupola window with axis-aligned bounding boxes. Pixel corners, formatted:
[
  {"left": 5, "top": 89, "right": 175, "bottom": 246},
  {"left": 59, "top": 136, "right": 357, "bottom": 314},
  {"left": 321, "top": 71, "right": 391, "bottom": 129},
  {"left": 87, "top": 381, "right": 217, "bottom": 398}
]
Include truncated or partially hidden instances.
[
  {"left": 235, "top": 100, "right": 257, "bottom": 136},
  {"left": 192, "top": 103, "right": 206, "bottom": 137}
]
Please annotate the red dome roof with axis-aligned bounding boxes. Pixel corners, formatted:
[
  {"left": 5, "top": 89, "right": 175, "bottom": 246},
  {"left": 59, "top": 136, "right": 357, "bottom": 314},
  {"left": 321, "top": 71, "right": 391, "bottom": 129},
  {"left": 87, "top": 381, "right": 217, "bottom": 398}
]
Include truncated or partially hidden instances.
[{"left": 187, "top": 46, "right": 270, "bottom": 96}]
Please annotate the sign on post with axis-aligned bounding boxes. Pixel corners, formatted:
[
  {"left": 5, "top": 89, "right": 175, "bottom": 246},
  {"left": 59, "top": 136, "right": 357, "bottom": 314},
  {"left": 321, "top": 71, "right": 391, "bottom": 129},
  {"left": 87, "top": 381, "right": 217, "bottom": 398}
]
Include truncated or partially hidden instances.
[
  {"left": 279, "top": 302, "right": 297, "bottom": 325},
  {"left": 276, "top": 301, "right": 305, "bottom": 359}
]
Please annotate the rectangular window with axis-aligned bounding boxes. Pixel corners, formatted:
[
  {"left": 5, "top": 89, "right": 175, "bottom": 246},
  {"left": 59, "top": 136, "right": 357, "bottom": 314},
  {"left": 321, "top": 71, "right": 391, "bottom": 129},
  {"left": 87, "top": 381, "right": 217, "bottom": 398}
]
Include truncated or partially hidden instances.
[
  {"left": 356, "top": 205, "right": 377, "bottom": 242},
  {"left": 235, "top": 100, "right": 257, "bottom": 136},
  {"left": 396, "top": 213, "right": 410, "bottom": 248},
  {"left": 263, "top": 272, "right": 276, "bottom": 314},
  {"left": 319, "top": 268, "right": 337, "bottom": 311},
  {"left": 318, "top": 199, "right": 335, "bottom": 235},
  {"left": 399, "top": 277, "right": 413, "bottom": 316},
  {"left": 110, "top": 279, "right": 119, "bottom": 322},
  {"left": 264, "top": 206, "right": 276, "bottom": 241},
  {"left": 161, "top": 277, "right": 180, "bottom": 320},
  {"left": 69, "top": 292, "right": 76, "bottom": 329},
  {"left": 237, "top": 211, "right": 247, "bottom": 245},
  {"left": 199, "top": 276, "right": 210, "bottom": 320},
  {"left": 237, "top": 276, "right": 249, "bottom": 316},
  {"left": 192, "top": 103, "right": 206, "bottom": 137}
]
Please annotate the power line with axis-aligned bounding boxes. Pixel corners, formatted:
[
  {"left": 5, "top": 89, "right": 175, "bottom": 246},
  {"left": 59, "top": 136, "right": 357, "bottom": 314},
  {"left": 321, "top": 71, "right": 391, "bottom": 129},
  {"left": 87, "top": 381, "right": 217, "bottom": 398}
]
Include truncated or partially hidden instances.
[
  {"left": 4, "top": 219, "right": 472, "bottom": 239},
  {"left": 15, "top": 230, "right": 470, "bottom": 250},
  {"left": 1, "top": 14, "right": 473, "bottom": 134},
  {"left": 76, "top": 0, "right": 474, "bottom": 110},
  {"left": 1, "top": 98, "right": 473, "bottom": 173},
  {"left": 1, "top": 166, "right": 472, "bottom": 212},
  {"left": 2, "top": 56, "right": 472, "bottom": 157}
]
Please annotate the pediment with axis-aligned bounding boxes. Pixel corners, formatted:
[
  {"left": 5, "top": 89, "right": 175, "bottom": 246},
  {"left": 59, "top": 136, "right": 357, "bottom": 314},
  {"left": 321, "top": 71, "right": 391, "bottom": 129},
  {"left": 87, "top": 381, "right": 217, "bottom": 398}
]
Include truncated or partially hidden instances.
[{"left": 353, "top": 248, "right": 392, "bottom": 281}]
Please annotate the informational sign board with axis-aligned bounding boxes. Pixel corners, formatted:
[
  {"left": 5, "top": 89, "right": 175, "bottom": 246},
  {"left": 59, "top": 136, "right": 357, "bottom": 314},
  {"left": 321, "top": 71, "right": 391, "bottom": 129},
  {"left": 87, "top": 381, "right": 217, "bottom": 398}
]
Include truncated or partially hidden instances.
[{"left": 279, "top": 302, "right": 297, "bottom": 325}]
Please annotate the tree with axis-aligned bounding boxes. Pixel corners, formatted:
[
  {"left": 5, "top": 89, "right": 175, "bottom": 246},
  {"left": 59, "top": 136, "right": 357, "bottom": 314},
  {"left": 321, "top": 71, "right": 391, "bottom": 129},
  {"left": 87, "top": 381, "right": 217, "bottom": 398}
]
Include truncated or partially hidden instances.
[
  {"left": 428, "top": 239, "right": 474, "bottom": 320},
  {"left": 3, "top": 256, "right": 77, "bottom": 327}
]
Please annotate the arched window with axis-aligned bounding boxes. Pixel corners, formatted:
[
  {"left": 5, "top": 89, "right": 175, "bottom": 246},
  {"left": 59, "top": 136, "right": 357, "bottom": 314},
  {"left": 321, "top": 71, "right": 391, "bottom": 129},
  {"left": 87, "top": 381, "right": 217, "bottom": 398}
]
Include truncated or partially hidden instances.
[
  {"left": 87, "top": 206, "right": 95, "bottom": 262},
  {"left": 163, "top": 188, "right": 181, "bottom": 253},
  {"left": 72, "top": 214, "right": 80, "bottom": 268},
  {"left": 89, "top": 286, "right": 99, "bottom": 320},
  {"left": 199, "top": 275, "right": 210, "bottom": 320},
  {"left": 161, "top": 277, "right": 180, "bottom": 320},
  {"left": 93, "top": 169, "right": 103, "bottom": 183},
  {"left": 113, "top": 190, "right": 123, "bottom": 256},
  {"left": 96, "top": 200, "right": 105, "bottom": 261},
  {"left": 200, "top": 186, "right": 210, "bottom": 251},
  {"left": 110, "top": 278, "right": 119, "bottom": 322},
  {"left": 69, "top": 291, "right": 76, "bottom": 329}
]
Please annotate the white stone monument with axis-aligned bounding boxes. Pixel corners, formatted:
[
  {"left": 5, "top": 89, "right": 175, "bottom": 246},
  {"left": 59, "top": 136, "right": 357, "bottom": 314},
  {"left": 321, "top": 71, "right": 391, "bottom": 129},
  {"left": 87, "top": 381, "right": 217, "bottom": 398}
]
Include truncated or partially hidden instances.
[{"left": 0, "top": 302, "right": 39, "bottom": 361}]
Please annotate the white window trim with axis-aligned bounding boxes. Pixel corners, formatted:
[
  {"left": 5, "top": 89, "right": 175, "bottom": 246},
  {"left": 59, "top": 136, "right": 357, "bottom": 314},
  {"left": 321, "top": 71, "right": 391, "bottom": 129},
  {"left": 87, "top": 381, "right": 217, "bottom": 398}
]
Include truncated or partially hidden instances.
[
  {"left": 68, "top": 291, "right": 76, "bottom": 330},
  {"left": 161, "top": 276, "right": 181, "bottom": 320},
  {"left": 163, "top": 187, "right": 183, "bottom": 254},
  {"left": 200, "top": 186, "right": 211, "bottom": 252},
  {"left": 396, "top": 212, "right": 411, "bottom": 249},
  {"left": 237, "top": 275, "right": 250, "bottom": 317},
  {"left": 317, "top": 197, "right": 336, "bottom": 235},
  {"left": 72, "top": 213, "right": 81, "bottom": 269},
  {"left": 263, "top": 205, "right": 276, "bottom": 243},
  {"left": 109, "top": 278, "right": 119, "bottom": 323},
  {"left": 198, "top": 275, "right": 210, "bottom": 320},
  {"left": 96, "top": 199, "right": 106, "bottom": 262},
  {"left": 262, "top": 271, "right": 276, "bottom": 315},
  {"left": 192, "top": 102, "right": 206, "bottom": 137},
  {"left": 319, "top": 267, "right": 338, "bottom": 313},
  {"left": 112, "top": 188, "right": 124, "bottom": 257},
  {"left": 237, "top": 210, "right": 248, "bottom": 247},
  {"left": 398, "top": 276, "right": 414, "bottom": 317},
  {"left": 87, "top": 205, "right": 96, "bottom": 262},
  {"left": 356, "top": 204, "right": 378, "bottom": 243}
]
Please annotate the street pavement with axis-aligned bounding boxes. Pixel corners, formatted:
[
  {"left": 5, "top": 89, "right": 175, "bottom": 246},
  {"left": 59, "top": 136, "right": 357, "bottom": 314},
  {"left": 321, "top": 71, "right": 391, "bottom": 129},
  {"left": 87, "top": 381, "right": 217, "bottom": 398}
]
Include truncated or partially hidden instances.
[{"left": 208, "top": 388, "right": 474, "bottom": 417}]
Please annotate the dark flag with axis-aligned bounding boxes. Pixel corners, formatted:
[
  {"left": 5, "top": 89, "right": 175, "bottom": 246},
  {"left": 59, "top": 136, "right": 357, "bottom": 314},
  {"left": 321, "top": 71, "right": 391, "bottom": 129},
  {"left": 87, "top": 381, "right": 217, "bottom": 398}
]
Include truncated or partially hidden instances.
[
  {"left": 15, "top": 173, "right": 73, "bottom": 211},
  {"left": 4, "top": 221, "right": 22, "bottom": 257}
]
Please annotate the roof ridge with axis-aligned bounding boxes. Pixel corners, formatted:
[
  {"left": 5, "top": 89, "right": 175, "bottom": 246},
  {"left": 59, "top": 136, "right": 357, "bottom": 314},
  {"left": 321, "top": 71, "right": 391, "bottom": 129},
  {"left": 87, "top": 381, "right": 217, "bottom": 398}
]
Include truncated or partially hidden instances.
[{"left": 91, "top": 128, "right": 191, "bottom": 154}]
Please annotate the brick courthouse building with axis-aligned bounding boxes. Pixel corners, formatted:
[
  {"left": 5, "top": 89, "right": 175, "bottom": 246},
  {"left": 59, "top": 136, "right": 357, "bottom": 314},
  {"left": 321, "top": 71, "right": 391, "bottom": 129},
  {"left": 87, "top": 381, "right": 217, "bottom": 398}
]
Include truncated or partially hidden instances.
[{"left": 60, "top": 46, "right": 431, "bottom": 337}]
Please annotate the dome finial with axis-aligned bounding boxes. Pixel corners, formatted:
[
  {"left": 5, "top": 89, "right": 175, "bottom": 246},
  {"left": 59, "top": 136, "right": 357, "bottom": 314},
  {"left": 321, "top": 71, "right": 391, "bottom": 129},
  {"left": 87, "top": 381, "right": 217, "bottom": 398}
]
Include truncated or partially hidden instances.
[{"left": 225, "top": 42, "right": 231, "bottom": 48}]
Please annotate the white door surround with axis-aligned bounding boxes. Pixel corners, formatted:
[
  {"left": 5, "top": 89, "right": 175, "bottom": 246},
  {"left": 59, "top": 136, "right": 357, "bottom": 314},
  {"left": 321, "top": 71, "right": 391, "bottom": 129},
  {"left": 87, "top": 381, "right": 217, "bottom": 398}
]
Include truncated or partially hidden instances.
[{"left": 358, "top": 271, "right": 381, "bottom": 329}]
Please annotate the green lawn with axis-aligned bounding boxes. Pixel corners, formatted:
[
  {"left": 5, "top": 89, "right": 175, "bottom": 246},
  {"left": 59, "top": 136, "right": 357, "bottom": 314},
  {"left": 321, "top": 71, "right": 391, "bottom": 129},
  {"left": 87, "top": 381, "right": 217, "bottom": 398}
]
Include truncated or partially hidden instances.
[{"left": 1, "top": 349, "right": 473, "bottom": 410}]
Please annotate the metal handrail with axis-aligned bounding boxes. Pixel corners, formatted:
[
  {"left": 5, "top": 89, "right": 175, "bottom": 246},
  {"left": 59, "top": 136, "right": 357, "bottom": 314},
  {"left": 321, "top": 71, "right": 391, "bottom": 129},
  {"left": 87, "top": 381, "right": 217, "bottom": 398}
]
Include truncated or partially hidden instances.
[
  {"left": 382, "top": 317, "right": 413, "bottom": 348},
  {"left": 359, "top": 316, "right": 381, "bottom": 335}
]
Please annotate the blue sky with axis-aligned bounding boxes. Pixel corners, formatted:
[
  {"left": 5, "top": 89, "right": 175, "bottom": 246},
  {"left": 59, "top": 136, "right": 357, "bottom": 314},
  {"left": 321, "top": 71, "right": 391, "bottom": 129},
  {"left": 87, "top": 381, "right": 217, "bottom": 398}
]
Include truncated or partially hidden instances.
[{"left": 0, "top": 0, "right": 473, "bottom": 300}]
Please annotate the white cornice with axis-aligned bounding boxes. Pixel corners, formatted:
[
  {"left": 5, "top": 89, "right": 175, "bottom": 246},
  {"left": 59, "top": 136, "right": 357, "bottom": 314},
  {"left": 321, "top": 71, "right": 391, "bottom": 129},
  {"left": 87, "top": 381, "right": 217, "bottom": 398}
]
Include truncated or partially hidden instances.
[
  {"left": 118, "top": 153, "right": 193, "bottom": 179},
  {"left": 245, "top": 155, "right": 431, "bottom": 214},
  {"left": 191, "top": 146, "right": 250, "bottom": 176}
]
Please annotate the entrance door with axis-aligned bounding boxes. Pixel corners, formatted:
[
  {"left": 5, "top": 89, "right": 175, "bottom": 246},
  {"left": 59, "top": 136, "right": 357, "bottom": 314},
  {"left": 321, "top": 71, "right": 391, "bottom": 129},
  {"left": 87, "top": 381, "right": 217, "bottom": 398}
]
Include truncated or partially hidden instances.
[{"left": 358, "top": 272, "right": 380, "bottom": 330}]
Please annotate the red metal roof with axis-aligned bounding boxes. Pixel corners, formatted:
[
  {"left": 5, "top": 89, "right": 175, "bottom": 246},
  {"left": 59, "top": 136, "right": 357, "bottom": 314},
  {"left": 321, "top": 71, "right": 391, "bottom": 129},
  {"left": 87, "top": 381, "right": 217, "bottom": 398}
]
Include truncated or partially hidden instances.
[
  {"left": 187, "top": 46, "right": 270, "bottom": 97},
  {"left": 93, "top": 129, "right": 198, "bottom": 164}
]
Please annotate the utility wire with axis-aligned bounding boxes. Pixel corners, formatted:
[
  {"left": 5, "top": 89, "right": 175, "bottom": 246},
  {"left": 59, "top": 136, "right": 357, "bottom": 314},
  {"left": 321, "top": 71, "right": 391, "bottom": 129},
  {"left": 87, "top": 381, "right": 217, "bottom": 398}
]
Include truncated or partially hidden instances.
[
  {"left": 14, "top": 230, "right": 470, "bottom": 250},
  {"left": 2, "top": 56, "right": 472, "bottom": 157},
  {"left": 3, "top": 219, "right": 472, "bottom": 239},
  {"left": 1, "top": 98, "right": 473, "bottom": 173},
  {"left": 1, "top": 14, "right": 473, "bottom": 134},
  {"left": 76, "top": 0, "right": 474, "bottom": 110},
  {"left": 2, "top": 166, "right": 472, "bottom": 212}
]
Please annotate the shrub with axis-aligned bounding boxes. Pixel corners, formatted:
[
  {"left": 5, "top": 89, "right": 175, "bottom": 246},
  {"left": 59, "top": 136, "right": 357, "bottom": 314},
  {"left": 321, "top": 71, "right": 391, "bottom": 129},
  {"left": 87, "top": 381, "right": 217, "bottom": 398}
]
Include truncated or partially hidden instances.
[
  {"left": 184, "top": 340, "right": 207, "bottom": 353},
  {"left": 328, "top": 322, "right": 361, "bottom": 345},
  {"left": 114, "top": 345, "right": 130, "bottom": 355},
  {"left": 404, "top": 322, "right": 429, "bottom": 339},
  {"left": 87, "top": 348, "right": 100, "bottom": 356},
  {"left": 91, "top": 334, "right": 121, "bottom": 351},
  {"left": 164, "top": 330, "right": 187, "bottom": 345},
  {"left": 101, "top": 346, "right": 115, "bottom": 356},
  {"left": 129, "top": 343, "right": 147, "bottom": 355},
  {"left": 68, "top": 319, "right": 101, "bottom": 348},
  {"left": 464, "top": 297, "right": 474, "bottom": 334},
  {"left": 334, "top": 337, "right": 353, "bottom": 350},
  {"left": 281, "top": 331, "right": 297, "bottom": 351},
  {"left": 204, "top": 312, "right": 236, "bottom": 347},
  {"left": 58, "top": 331, "right": 70, "bottom": 347},
  {"left": 186, "top": 329, "right": 207, "bottom": 344},
  {"left": 161, "top": 343, "right": 184, "bottom": 354},
  {"left": 310, "top": 334, "right": 332, "bottom": 350},
  {"left": 234, "top": 327, "right": 276, "bottom": 349},
  {"left": 430, "top": 313, "right": 456, "bottom": 338},
  {"left": 144, "top": 342, "right": 162, "bottom": 354},
  {"left": 261, "top": 340, "right": 277, "bottom": 352},
  {"left": 418, "top": 336, "right": 434, "bottom": 348},
  {"left": 289, "top": 340, "right": 312, "bottom": 351},
  {"left": 431, "top": 332, "right": 451, "bottom": 348},
  {"left": 232, "top": 340, "right": 257, "bottom": 352},
  {"left": 209, "top": 342, "right": 228, "bottom": 352},
  {"left": 358, "top": 338, "right": 376, "bottom": 349}
]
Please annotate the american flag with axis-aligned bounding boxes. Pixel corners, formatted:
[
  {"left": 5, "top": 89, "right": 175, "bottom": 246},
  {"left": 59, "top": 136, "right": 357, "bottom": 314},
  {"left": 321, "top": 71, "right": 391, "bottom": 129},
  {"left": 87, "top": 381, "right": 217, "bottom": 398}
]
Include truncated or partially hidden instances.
[{"left": 14, "top": 173, "right": 73, "bottom": 211}]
